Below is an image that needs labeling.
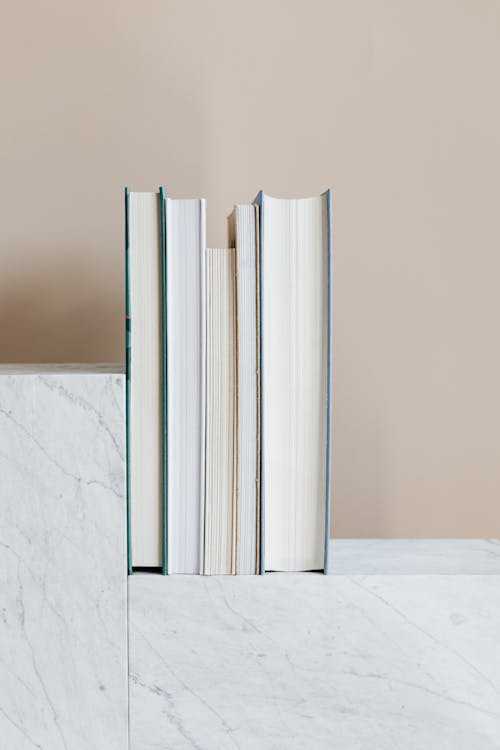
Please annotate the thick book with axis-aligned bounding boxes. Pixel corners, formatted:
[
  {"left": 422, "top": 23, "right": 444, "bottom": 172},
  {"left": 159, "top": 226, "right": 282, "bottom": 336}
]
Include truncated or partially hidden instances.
[
  {"left": 253, "top": 191, "right": 333, "bottom": 573},
  {"left": 125, "top": 188, "right": 165, "bottom": 572},
  {"left": 165, "top": 197, "right": 206, "bottom": 574},
  {"left": 228, "top": 206, "right": 260, "bottom": 574},
  {"left": 203, "top": 248, "right": 238, "bottom": 575}
]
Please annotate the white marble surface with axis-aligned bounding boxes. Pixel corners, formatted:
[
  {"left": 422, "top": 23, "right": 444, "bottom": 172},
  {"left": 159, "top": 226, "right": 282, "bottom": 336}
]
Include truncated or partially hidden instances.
[
  {"left": 0, "top": 363, "right": 124, "bottom": 374},
  {"left": 330, "top": 538, "right": 500, "bottom": 575},
  {"left": 129, "top": 545, "right": 500, "bottom": 749},
  {"left": 0, "top": 370, "right": 128, "bottom": 750}
]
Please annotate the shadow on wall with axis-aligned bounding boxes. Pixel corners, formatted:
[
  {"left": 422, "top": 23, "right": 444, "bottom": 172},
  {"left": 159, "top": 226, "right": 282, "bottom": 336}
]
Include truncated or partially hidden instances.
[
  {"left": 331, "top": 359, "right": 389, "bottom": 538},
  {"left": 0, "top": 258, "right": 123, "bottom": 363},
  {"left": 0, "top": 1, "right": 208, "bottom": 364}
]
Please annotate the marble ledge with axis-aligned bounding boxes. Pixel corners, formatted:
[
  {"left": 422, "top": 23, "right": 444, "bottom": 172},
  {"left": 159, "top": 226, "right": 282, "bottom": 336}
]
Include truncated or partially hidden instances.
[
  {"left": 329, "top": 538, "right": 500, "bottom": 575},
  {"left": 129, "top": 540, "right": 500, "bottom": 750},
  {"left": 0, "top": 362, "right": 124, "bottom": 374},
  {"left": 129, "top": 571, "right": 500, "bottom": 750},
  {"left": 0, "top": 368, "right": 128, "bottom": 750}
]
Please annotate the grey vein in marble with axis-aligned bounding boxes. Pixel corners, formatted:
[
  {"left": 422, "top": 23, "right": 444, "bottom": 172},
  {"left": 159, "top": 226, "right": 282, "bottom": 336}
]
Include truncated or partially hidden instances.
[
  {"left": 0, "top": 371, "right": 128, "bottom": 750},
  {"left": 129, "top": 571, "right": 500, "bottom": 750}
]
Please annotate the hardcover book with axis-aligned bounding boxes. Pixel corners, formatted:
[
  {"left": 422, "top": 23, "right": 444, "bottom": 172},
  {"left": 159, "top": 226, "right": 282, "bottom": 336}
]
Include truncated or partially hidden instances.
[
  {"left": 165, "top": 196, "right": 206, "bottom": 574},
  {"left": 253, "top": 191, "right": 332, "bottom": 573},
  {"left": 228, "top": 205, "right": 260, "bottom": 574},
  {"left": 203, "top": 247, "right": 238, "bottom": 575},
  {"left": 126, "top": 188, "right": 165, "bottom": 571}
]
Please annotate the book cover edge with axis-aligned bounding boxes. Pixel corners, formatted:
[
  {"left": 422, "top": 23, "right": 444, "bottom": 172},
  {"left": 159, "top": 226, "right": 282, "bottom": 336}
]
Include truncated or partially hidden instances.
[
  {"left": 124, "top": 186, "right": 133, "bottom": 575},
  {"left": 252, "top": 191, "right": 265, "bottom": 575},
  {"left": 199, "top": 198, "right": 207, "bottom": 575},
  {"left": 323, "top": 188, "right": 333, "bottom": 575},
  {"left": 159, "top": 186, "right": 168, "bottom": 575}
]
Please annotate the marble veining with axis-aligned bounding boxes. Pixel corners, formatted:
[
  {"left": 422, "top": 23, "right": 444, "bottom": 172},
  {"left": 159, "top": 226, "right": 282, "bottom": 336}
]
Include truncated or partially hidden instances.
[
  {"left": 129, "top": 569, "right": 500, "bottom": 749},
  {"left": 0, "top": 370, "right": 128, "bottom": 750},
  {"left": 2, "top": 366, "right": 499, "bottom": 749}
]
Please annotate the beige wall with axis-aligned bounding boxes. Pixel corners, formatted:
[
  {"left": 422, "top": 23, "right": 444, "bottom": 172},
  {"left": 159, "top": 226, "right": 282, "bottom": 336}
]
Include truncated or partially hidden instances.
[{"left": 2, "top": 0, "right": 499, "bottom": 536}]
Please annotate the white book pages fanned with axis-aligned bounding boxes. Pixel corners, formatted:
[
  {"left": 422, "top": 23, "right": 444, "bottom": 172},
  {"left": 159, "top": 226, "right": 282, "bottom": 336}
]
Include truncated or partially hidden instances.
[
  {"left": 229, "top": 206, "right": 260, "bottom": 574},
  {"left": 129, "top": 191, "right": 163, "bottom": 568},
  {"left": 166, "top": 198, "right": 206, "bottom": 574},
  {"left": 204, "top": 248, "right": 238, "bottom": 575},
  {"left": 259, "top": 193, "right": 329, "bottom": 572}
]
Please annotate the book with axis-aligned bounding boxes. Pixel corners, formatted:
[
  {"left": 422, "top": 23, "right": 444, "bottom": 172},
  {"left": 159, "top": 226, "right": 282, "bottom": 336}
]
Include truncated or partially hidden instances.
[
  {"left": 125, "top": 186, "right": 331, "bottom": 576},
  {"left": 165, "top": 197, "right": 206, "bottom": 574},
  {"left": 203, "top": 248, "right": 238, "bottom": 575},
  {"left": 253, "top": 191, "right": 332, "bottom": 573},
  {"left": 228, "top": 206, "right": 260, "bottom": 574},
  {"left": 126, "top": 188, "right": 165, "bottom": 571}
]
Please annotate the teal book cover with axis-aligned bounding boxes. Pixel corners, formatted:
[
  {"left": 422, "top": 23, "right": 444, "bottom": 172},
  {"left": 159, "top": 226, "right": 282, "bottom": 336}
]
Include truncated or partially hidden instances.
[
  {"left": 124, "top": 186, "right": 132, "bottom": 574},
  {"left": 125, "top": 187, "right": 168, "bottom": 575},
  {"left": 159, "top": 186, "right": 168, "bottom": 575},
  {"left": 322, "top": 188, "right": 333, "bottom": 575}
]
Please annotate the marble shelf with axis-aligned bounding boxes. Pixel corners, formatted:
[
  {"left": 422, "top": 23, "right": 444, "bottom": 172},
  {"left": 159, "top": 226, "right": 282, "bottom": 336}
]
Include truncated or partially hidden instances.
[
  {"left": 129, "top": 557, "right": 500, "bottom": 750},
  {"left": 0, "top": 366, "right": 128, "bottom": 750},
  {"left": 2, "top": 367, "right": 500, "bottom": 750},
  {"left": 329, "top": 538, "right": 500, "bottom": 575}
]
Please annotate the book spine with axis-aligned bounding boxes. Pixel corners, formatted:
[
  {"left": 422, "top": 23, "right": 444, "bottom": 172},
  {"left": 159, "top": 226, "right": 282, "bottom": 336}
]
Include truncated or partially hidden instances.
[
  {"left": 159, "top": 187, "right": 168, "bottom": 575},
  {"left": 199, "top": 199, "right": 207, "bottom": 575},
  {"left": 253, "top": 204, "right": 261, "bottom": 576},
  {"left": 228, "top": 209, "right": 239, "bottom": 574},
  {"left": 232, "top": 245, "right": 239, "bottom": 576},
  {"left": 252, "top": 191, "right": 265, "bottom": 574},
  {"left": 124, "top": 186, "right": 133, "bottom": 575},
  {"left": 324, "top": 189, "right": 333, "bottom": 575}
]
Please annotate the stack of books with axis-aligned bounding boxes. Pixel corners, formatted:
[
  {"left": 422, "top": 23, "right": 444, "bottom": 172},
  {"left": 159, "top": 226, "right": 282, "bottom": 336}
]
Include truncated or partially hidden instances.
[{"left": 125, "top": 188, "right": 332, "bottom": 575}]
